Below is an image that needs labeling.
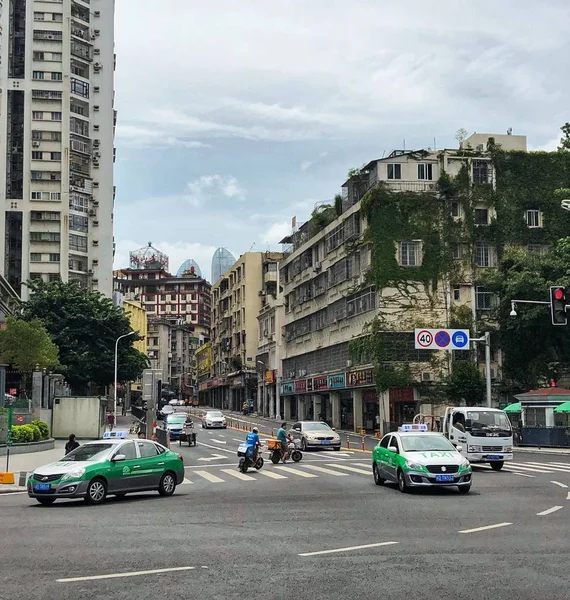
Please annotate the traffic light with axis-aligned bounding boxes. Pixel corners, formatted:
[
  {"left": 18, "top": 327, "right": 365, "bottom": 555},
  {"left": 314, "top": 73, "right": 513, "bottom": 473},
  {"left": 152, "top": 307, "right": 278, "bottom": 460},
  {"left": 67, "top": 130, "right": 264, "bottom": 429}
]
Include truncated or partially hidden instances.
[{"left": 550, "top": 286, "right": 567, "bottom": 325}]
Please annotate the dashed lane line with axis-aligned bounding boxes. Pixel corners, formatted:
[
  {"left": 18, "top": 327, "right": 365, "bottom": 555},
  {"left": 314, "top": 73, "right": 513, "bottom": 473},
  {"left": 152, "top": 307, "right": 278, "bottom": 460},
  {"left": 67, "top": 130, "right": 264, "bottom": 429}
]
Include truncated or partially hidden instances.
[
  {"left": 550, "top": 481, "right": 569, "bottom": 489},
  {"left": 299, "top": 541, "right": 398, "bottom": 557},
  {"left": 510, "top": 472, "right": 535, "bottom": 478},
  {"left": 57, "top": 566, "right": 198, "bottom": 583},
  {"left": 302, "top": 464, "right": 349, "bottom": 477},
  {"left": 537, "top": 506, "right": 564, "bottom": 516},
  {"left": 459, "top": 522, "right": 513, "bottom": 534}
]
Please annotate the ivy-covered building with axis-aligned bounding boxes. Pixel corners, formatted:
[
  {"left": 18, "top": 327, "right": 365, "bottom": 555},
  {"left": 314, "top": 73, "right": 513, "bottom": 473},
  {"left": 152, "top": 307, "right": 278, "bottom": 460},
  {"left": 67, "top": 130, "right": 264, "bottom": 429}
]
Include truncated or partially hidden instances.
[{"left": 278, "top": 131, "right": 570, "bottom": 433}]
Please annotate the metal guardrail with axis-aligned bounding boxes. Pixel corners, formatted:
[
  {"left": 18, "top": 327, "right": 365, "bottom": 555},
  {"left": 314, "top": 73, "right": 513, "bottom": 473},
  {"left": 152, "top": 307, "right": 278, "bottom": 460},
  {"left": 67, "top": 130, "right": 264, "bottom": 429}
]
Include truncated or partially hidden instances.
[{"left": 520, "top": 426, "right": 570, "bottom": 448}]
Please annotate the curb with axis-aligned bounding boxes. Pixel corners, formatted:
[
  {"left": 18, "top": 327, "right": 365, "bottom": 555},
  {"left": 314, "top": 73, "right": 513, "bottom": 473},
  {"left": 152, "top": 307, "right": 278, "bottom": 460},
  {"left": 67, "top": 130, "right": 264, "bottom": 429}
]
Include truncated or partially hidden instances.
[{"left": 0, "top": 486, "right": 26, "bottom": 494}]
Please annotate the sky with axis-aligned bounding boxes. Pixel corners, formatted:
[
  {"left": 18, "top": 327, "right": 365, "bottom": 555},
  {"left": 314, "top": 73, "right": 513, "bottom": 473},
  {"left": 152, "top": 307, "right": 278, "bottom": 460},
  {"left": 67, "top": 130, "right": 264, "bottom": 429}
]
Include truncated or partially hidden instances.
[{"left": 112, "top": 0, "right": 570, "bottom": 282}]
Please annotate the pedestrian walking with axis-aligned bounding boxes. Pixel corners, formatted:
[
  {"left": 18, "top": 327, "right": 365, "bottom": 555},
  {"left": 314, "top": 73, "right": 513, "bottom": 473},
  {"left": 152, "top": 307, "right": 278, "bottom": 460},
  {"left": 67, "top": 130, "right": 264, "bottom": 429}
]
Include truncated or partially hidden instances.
[
  {"left": 64, "top": 433, "right": 80, "bottom": 455},
  {"left": 107, "top": 411, "right": 115, "bottom": 431}
]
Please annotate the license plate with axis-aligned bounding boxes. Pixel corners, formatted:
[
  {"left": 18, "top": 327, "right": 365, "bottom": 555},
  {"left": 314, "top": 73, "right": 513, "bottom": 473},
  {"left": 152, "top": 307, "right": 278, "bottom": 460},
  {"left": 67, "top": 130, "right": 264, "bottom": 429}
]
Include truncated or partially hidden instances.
[
  {"left": 34, "top": 483, "right": 51, "bottom": 492},
  {"left": 487, "top": 455, "right": 502, "bottom": 460},
  {"left": 321, "top": 440, "right": 331, "bottom": 445},
  {"left": 435, "top": 474, "right": 455, "bottom": 482}
]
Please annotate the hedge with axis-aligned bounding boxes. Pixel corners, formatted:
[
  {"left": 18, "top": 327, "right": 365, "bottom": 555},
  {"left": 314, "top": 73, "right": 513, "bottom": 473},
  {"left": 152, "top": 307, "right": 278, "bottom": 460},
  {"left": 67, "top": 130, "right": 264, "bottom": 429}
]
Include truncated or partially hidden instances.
[{"left": 9, "top": 420, "right": 50, "bottom": 444}]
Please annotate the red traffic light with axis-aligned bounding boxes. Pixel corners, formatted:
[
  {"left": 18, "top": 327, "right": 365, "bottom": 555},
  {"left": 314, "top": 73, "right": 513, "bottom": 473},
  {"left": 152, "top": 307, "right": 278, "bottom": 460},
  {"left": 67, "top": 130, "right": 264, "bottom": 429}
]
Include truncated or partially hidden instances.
[{"left": 554, "top": 288, "right": 565, "bottom": 301}]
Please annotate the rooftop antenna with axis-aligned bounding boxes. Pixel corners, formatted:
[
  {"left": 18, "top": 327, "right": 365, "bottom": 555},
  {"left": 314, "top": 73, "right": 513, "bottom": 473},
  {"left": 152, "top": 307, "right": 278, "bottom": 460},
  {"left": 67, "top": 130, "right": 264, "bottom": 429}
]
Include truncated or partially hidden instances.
[
  {"left": 249, "top": 242, "right": 256, "bottom": 252},
  {"left": 403, "top": 139, "right": 406, "bottom": 151},
  {"left": 434, "top": 137, "right": 437, "bottom": 150}
]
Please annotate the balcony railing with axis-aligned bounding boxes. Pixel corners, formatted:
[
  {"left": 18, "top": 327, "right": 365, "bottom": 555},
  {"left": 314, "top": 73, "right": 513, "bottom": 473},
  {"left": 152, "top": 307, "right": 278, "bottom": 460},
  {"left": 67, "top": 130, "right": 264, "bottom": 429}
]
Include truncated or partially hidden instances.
[{"left": 383, "top": 180, "right": 438, "bottom": 193}]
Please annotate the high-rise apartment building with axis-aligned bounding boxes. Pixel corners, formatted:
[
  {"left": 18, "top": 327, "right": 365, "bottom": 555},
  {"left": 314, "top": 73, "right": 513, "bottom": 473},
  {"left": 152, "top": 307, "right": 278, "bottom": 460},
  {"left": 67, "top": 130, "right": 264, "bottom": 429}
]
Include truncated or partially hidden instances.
[{"left": 0, "top": 0, "right": 116, "bottom": 299}]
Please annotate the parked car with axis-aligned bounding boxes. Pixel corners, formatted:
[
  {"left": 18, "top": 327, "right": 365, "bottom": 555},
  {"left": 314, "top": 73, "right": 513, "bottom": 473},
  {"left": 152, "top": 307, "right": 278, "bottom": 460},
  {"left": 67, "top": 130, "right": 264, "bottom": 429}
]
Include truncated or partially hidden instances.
[
  {"left": 201, "top": 410, "right": 227, "bottom": 429},
  {"left": 169, "top": 398, "right": 185, "bottom": 406},
  {"left": 289, "top": 421, "right": 341, "bottom": 451},
  {"left": 27, "top": 438, "right": 184, "bottom": 505}
]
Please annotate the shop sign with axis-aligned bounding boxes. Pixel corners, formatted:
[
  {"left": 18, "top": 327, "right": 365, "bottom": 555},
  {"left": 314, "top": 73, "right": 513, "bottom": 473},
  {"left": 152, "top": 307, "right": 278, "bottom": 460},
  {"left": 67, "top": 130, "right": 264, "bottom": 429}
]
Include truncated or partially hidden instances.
[
  {"left": 389, "top": 387, "right": 414, "bottom": 402},
  {"left": 199, "top": 382, "right": 208, "bottom": 392},
  {"left": 230, "top": 375, "right": 244, "bottom": 388},
  {"left": 265, "top": 370, "right": 276, "bottom": 385},
  {"left": 328, "top": 373, "right": 345, "bottom": 389},
  {"left": 347, "top": 369, "right": 374, "bottom": 387},
  {"left": 294, "top": 379, "right": 307, "bottom": 394},
  {"left": 313, "top": 376, "right": 328, "bottom": 391},
  {"left": 281, "top": 381, "right": 294, "bottom": 395}
]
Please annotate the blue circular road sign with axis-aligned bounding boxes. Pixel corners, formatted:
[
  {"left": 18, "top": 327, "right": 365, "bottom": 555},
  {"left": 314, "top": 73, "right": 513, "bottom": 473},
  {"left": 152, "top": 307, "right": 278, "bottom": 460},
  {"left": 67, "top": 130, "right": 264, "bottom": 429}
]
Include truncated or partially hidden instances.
[{"left": 452, "top": 331, "right": 468, "bottom": 348}]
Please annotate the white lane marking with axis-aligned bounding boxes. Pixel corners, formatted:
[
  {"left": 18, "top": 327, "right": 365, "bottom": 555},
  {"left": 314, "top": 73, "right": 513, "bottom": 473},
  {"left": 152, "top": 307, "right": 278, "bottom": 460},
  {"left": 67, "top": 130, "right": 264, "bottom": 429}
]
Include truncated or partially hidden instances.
[
  {"left": 0, "top": 491, "right": 27, "bottom": 496},
  {"left": 57, "top": 566, "right": 197, "bottom": 583},
  {"left": 220, "top": 469, "right": 255, "bottom": 481},
  {"left": 459, "top": 522, "right": 513, "bottom": 534},
  {"left": 211, "top": 439, "right": 227, "bottom": 444},
  {"left": 197, "top": 454, "right": 228, "bottom": 462},
  {"left": 196, "top": 441, "right": 236, "bottom": 454},
  {"left": 504, "top": 464, "right": 555, "bottom": 474},
  {"left": 510, "top": 472, "right": 535, "bottom": 478},
  {"left": 299, "top": 541, "right": 398, "bottom": 557},
  {"left": 193, "top": 471, "right": 224, "bottom": 483},
  {"left": 180, "top": 478, "right": 193, "bottom": 485},
  {"left": 354, "top": 463, "right": 373, "bottom": 468},
  {"left": 546, "top": 462, "right": 570, "bottom": 468},
  {"left": 233, "top": 438, "right": 243, "bottom": 443},
  {"left": 537, "top": 505, "right": 564, "bottom": 516},
  {"left": 275, "top": 466, "right": 318, "bottom": 478},
  {"left": 303, "top": 465, "right": 349, "bottom": 477},
  {"left": 326, "top": 463, "right": 370, "bottom": 475},
  {"left": 524, "top": 462, "right": 570, "bottom": 473},
  {"left": 567, "top": 492, "right": 570, "bottom": 501},
  {"left": 258, "top": 470, "right": 287, "bottom": 480},
  {"left": 550, "top": 481, "right": 569, "bottom": 488}
]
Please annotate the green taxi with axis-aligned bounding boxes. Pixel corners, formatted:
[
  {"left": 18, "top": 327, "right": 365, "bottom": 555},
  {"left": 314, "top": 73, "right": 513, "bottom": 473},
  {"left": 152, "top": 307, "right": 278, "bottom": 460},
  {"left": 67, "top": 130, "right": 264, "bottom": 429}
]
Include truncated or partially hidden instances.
[
  {"left": 27, "top": 432, "right": 185, "bottom": 505},
  {"left": 372, "top": 424, "right": 472, "bottom": 494}
]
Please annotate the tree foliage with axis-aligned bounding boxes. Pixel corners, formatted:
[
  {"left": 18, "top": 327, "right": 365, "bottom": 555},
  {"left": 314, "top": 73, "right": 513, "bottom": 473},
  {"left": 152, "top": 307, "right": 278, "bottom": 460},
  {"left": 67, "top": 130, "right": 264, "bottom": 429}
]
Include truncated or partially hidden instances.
[
  {"left": 445, "top": 361, "right": 485, "bottom": 405},
  {"left": 0, "top": 317, "right": 59, "bottom": 376},
  {"left": 21, "top": 280, "right": 148, "bottom": 392}
]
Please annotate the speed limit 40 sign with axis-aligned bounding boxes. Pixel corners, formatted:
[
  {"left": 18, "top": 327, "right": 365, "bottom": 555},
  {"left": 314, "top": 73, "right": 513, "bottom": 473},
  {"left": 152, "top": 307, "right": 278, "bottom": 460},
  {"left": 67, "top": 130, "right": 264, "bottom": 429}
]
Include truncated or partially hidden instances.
[{"left": 414, "top": 328, "right": 470, "bottom": 351}]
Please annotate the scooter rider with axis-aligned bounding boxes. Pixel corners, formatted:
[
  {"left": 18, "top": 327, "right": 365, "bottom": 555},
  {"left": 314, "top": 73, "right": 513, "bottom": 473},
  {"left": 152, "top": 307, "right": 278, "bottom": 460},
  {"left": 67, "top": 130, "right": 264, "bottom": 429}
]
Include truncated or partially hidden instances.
[
  {"left": 245, "top": 427, "right": 261, "bottom": 461},
  {"left": 276, "top": 422, "right": 292, "bottom": 462}
]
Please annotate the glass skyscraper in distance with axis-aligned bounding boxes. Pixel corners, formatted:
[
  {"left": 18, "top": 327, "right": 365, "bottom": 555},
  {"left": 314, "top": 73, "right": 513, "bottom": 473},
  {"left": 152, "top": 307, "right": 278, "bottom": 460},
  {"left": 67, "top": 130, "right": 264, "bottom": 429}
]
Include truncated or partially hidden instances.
[
  {"left": 211, "top": 248, "right": 236, "bottom": 283},
  {"left": 176, "top": 259, "right": 202, "bottom": 278}
]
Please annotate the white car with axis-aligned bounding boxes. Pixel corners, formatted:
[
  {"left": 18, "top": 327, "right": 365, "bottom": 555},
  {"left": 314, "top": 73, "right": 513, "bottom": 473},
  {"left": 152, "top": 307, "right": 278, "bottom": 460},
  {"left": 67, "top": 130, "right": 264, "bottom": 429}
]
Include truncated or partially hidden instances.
[
  {"left": 201, "top": 410, "right": 227, "bottom": 429},
  {"left": 289, "top": 421, "right": 341, "bottom": 451}
]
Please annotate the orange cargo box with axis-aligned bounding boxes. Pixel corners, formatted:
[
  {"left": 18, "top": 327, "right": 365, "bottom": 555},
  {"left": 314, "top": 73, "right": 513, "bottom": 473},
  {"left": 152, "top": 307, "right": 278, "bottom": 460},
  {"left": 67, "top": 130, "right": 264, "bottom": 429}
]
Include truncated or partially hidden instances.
[{"left": 267, "top": 439, "right": 282, "bottom": 451}]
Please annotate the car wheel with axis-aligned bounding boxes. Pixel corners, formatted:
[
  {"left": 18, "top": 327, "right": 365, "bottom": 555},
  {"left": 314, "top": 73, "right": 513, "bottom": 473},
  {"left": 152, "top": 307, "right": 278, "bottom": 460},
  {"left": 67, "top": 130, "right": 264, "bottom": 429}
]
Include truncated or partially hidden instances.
[
  {"left": 490, "top": 461, "right": 504, "bottom": 471},
  {"left": 85, "top": 478, "right": 107, "bottom": 505},
  {"left": 397, "top": 469, "right": 408, "bottom": 493},
  {"left": 158, "top": 472, "right": 177, "bottom": 496},
  {"left": 36, "top": 497, "right": 55, "bottom": 506},
  {"left": 458, "top": 485, "right": 471, "bottom": 494},
  {"left": 301, "top": 438, "right": 307, "bottom": 451},
  {"left": 373, "top": 463, "right": 385, "bottom": 486}
]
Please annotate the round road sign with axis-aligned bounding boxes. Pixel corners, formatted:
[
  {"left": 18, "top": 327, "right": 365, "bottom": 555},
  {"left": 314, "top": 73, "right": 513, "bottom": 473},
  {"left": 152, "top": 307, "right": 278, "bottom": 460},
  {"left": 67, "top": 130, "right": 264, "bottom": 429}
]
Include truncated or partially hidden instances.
[
  {"left": 416, "top": 330, "right": 433, "bottom": 347},
  {"left": 435, "top": 330, "right": 451, "bottom": 348},
  {"left": 452, "top": 331, "right": 468, "bottom": 348}
]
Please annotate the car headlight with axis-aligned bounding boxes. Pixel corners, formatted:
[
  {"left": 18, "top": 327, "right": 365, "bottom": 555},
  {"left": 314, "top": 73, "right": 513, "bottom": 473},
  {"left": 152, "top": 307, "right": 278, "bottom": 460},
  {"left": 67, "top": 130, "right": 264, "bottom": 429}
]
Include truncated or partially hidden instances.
[
  {"left": 61, "top": 468, "right": 85, "bottom": 481},
  {"left": 405, "top": 460, "right": 424, "bottom": 470},
  {"left": 504, "top": 446, "right": 512, "bottom": 453},
  {"left": 468, "top": 445, "right": 481, "bottom": 453}
]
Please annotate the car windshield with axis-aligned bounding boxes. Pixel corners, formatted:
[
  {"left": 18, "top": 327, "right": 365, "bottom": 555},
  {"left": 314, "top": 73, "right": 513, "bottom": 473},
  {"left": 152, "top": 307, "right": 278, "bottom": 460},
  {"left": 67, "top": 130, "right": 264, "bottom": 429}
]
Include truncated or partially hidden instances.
[
  {"left": 207, "top": 412, "right": 223, "bottom": 418},
  {"left": 61, "top": 443, "right": 113, "bottom": 462},
  {"left": 466, "top": 411, "right": 511, "bottom": 432},
  {"left": 304, "top": 423, "right": 332, "bottom": 431},
  {"left": 167, "top": 416, "right": 186, "bottom": 424},
  {"left": 401, "top": 435, "right": 456, "bottom": 453}
]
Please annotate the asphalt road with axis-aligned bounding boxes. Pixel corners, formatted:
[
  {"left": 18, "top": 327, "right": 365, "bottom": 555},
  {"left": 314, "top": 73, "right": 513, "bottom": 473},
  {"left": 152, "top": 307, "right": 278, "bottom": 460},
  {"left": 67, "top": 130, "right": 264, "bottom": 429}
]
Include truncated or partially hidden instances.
[{"left": 1, "top": 425, "right": 569, "bottom": 600}]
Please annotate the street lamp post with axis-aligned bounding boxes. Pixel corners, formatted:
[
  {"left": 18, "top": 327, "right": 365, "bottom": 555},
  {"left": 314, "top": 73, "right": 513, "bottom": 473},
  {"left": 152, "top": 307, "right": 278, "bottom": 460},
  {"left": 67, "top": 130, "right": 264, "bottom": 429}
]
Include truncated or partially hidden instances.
[{"left": 114, "top": 331, "right": 135, "bottom": 428}]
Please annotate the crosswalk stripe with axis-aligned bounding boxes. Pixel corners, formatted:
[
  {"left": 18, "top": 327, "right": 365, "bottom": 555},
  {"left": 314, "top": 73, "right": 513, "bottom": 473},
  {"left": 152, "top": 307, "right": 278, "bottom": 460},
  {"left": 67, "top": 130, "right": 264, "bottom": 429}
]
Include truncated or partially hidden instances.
[
  {"left": 505, "top": 463, "right": 555, "bottom": 473},
  {"left": 510, "top": 472, "right": 535, "bottom": 478},
  {"left": 220, "top": 469, "right": 256, "bottom": 481},
  {"left": 258, "top": 470, "right": 288, "bottom": 480},
  {"left": 546, "top": 462, "right": 570, "bottom": 468},
  {"left": 326, "top": 464, "right": 370, "bottom": 475},
  {"left": 275, "top": 466, "right": 318, "bottom": 478},
  {"left": 525, "top": 462, "right": 570, "bottom": 472},
  {"left": 303, "top": 465, "right": 349, "bottom": 477},
  {"left": 353, "top": 463, "right": 373, "bottom": 469},
  {"left": 194, "top": 470, "right": 225, "bottom": 483}
]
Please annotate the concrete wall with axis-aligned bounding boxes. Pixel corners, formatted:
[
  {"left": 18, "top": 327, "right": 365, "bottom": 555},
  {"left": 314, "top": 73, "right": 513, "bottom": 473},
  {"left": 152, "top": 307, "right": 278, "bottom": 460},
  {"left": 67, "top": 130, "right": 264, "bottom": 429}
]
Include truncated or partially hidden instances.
[{"left": 52, "top": 396, "right": 106, "bottom": 439}]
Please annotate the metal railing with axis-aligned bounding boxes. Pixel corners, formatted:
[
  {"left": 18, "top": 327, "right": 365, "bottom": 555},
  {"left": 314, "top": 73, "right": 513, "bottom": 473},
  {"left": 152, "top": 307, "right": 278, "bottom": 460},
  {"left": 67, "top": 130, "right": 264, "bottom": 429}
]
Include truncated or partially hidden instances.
[{"left": 520, "top": 426, "right": 570, "bottom": 448}]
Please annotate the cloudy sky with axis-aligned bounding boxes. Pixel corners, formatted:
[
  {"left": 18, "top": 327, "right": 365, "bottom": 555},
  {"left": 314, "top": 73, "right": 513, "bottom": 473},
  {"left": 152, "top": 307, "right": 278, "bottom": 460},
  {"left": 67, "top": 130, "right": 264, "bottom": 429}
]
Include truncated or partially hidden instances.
[{"left": 112, "top": 0, "right": 569, "bottom": 281}]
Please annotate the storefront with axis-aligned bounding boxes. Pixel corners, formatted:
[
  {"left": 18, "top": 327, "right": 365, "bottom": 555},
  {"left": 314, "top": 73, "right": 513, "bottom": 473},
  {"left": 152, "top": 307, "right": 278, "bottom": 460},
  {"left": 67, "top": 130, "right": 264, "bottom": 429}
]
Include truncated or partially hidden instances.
[{"left": 389, "top": 387, "right": 416, "bottom": 424}]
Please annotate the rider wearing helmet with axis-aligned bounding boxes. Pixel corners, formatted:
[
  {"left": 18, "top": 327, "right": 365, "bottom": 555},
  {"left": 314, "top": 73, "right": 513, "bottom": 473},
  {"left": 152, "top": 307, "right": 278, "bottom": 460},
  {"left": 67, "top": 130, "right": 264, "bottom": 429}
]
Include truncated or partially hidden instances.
[{"left": 245, "top": 427, "right": 261, "bottom": 460}]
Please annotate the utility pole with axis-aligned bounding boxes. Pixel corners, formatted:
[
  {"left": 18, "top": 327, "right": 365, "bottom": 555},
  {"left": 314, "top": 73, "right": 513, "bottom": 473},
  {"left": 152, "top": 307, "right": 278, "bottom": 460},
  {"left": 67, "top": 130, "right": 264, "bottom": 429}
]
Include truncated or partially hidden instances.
[{"left": 472, "top": 332, "right": 492, "bottom": 408}]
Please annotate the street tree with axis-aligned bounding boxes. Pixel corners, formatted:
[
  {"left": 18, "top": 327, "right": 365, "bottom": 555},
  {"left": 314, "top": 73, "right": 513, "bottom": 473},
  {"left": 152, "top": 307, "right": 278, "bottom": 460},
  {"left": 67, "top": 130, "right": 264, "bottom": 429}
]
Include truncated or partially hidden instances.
[
  {"left": 0, "top": 317, "right": 59, "bottom": 393},
  {"left": 21, "top": 280, "right": 148, "bottom": 393},
  {"left": 483, "top": 238, "right": 570, "bottom": 390},
  {"left": 445, "top": 361, "right": 485, "bottom": 405}
]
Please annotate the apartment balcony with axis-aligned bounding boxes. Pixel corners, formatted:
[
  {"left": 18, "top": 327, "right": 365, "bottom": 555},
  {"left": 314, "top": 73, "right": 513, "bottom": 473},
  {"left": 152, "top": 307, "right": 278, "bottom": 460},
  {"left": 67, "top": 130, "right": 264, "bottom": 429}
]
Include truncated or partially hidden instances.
[
  {"left": 70, "top": 160, "right": 91, "bottom": 177},
  {"left": 383, "top": 180, "right": 438, "bottom": 193},
  {"left": 264, "top": 271, "right": 277, "bottom": 284},
  {"left": 71, "top": 26, "right": 91, "bottom": 42}
]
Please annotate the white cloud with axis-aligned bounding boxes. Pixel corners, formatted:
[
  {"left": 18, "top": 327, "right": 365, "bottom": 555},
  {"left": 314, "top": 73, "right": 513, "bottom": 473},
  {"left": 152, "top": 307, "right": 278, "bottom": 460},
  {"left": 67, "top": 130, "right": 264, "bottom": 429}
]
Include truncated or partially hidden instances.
[
  {"left": 262, "top": 221, "right": 292, "bottom": 246},
  {"left": 185, "top": 174, "right": 245, "bottom": 208},
  {"left": 115, "top": 123, "right": 210, "bottom": 149},
  {"left": 529, "top": 136, "right": 560, "bottom": 152}
]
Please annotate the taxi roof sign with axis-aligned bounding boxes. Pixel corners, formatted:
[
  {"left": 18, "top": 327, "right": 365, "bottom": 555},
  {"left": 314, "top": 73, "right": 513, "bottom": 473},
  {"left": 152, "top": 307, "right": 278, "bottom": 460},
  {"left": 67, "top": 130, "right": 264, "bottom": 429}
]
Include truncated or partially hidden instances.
[
  {"left": 398, "top": 424, "right": 428, "bottom": 432},
  {"left": 102, "top": 430, "right": 128, "bottom": 439}
]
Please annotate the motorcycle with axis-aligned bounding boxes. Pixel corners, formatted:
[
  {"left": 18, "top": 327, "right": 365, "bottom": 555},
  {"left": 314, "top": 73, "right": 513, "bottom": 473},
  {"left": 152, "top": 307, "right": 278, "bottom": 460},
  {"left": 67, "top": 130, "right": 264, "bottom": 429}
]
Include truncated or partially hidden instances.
[
  {"left": 268, "top": 439, "right": 302, "bottom": 464},
  {"left": 237, "top": 442, "right": 264, "bottom": 473}
]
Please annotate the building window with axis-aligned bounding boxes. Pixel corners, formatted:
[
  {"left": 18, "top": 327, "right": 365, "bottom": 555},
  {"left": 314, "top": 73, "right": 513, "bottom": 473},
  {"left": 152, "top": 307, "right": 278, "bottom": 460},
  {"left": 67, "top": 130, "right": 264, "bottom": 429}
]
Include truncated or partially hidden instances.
[
  {"left": 48, "top": 274, "right": 60, "bottom": 282},
  {"left": 525, "top": 407, "right": 546, "bottom": 427},
  {"left": 33, "top": 51, "right": 45, "bottom": 61},
  {"left": 527, "top": 244, "right": 548, "bottom": 256},
  {"left": 70, "top": 193, "right": 89, "bottom": 212},
  {"left": 451, "top": 202, "right": 460, "bottom": 217},
  {"left": 51, "top": 112, "right": 62, "bottom": 121},
  {"left": 475, "top": 242, "right": 495, "bottom": 268},
  {"left": 70, "top": 78, "right": 89, "bottom": 98},
  {"left": 417, "top": 163, "right": 433, "bottom": 180},
  {"left": 49, "top": 253, "right": 60, "bottom": 262},
  {"left": 476, "top": 286, "right": 496, "bottom": 310},
  {"left": 50, "top": 152, "right": 62, "bottom": 160},
  {"left": 32, "top": 151, "right": 43, "bottom": 160},
  {"left": 453, "top": 287, "right": 461, "bottom": 301},
  {"left": 32, "top": 111, "right": 44, "bottom": 120},
  {"left": 32, "top": 71, "right": 45, "bottom": 80},
  {"left": 69, "top": 234, "right": 87, "bottom": 252},
  {"left": 398, "top": 241, "right": 422, "bottom": 267},
  {"left": 34, "top": 12, "right": 45, "bottom": 20},
  {"left": 30, "top": 232, "right": 60, "bottom": 242},
  {"left": 30, "top": 253, "right": 42, "bottom": 262},
  {"left": 51, "top": 52, "right": 63, "bottom": 62},
  {"left": 387, "top": 163, "right": 402, "bottom": 180},
  {"left": 474, "top": 208, "right": 489, "bottom": 225},
  {"left": 70, "top": 215, "right": 88, "bottom": 232},
  {"left": 51, "top": 72, "right": 63, "bottom": 81},
  {"left": 525, "top": 209, "right": 541, "bottom": 228},
  {"left": 31, "top": 172, "right": 44, "bottom": 180},
  {"left": 472, "top": 160, "right": 490, "bottom": 184}
]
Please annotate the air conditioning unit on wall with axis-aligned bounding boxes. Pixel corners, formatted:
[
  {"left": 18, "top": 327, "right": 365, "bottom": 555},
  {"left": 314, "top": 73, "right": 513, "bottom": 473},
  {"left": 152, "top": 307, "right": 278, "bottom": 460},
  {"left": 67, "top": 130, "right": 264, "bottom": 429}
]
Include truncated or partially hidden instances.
[{"left": 421, "top": 371, "right": 435, "bottom": 382}]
